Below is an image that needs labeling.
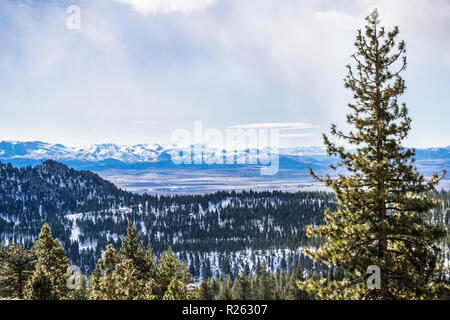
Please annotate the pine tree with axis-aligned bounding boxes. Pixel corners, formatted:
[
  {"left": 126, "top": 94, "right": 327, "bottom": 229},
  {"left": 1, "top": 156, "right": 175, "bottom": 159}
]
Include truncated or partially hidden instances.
[
  {"left": 24, "top": 223, "right": 70, "bottom": 300},
  {"left": 0, "top": 243, "right": 35, "bottom": 299},
  {"left": 155, "top": 246, "right": 193, "bottom": 299},
  {"left": 208, "top": 277, "right": 220, "bottom": 298},
  {"left": 68, "top": 272, "right": 89, "bottom": 300},
  {"left": 231, "top": 270, "right": 252, "bottom": 300},
  {"left": 119, "top": 221, "right": 154, "bottom": 277},
  {"left": 162, "top": 278, "right": 188, "bottom": 300},
  {"left": 256, "top": 261, "right": 275, "bottom": 300},
  {"left": 115, "top": 258, "right": 154, "bottom": 300},
  {"left": 217, "top": 276, "right": 233, "bottom": 300},
  {"left": 115, "top": 221, "right": 156, "bottom": 299},
  {"left": 306, "top": 9, "right": 447, "bottom": 299},
  {"left": 198, "top": 280, "right": 214, "bottom": 300},
  {"left": 95, "top": 244, "right": 120, "bottom": 300},
  {"left": 88, "top": 263, "right": 102, "bottom": 300},
  {"left": 288, "top": 265, "right": 310, "bottom": 300}
]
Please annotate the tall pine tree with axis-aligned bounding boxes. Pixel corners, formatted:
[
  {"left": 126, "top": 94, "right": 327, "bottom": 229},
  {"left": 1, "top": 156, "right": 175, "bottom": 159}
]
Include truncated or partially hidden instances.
[
  {"left": 256, "top": 261, "right": 275, "bottom": 300},
  {"left": 305, "top": 9, "right": 447, "bottom": 299},
  {"left": 198, "top": 280, "right": 214, "bottom": 300},
  {"left": 232, "top": 270, "right": 252, "bottom": 300},
  {"left": 115, "top": 221, "right": 157, "bottom": 299},
  {"left": 24, "top": 223, "right": 70, "bottom": 300},
  {"left": 94, "top": 243, "right": 120, "bottom": 300},
  {"left": 0, "top": 243, "right": 34, "bottom": 298},
  {"left": 155, "top": 246, "right": 193, "bottom": 299}
]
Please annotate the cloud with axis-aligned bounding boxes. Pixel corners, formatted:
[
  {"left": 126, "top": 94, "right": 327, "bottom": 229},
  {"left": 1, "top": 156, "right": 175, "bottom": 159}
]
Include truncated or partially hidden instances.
[
  {"left": 179, "top": 0, "right": 450, "bottom": 117},
  {"left": 113, "top": 0, "right": 216, "bottom": 14},
  {"left": 228, "top": 123, "right": 319, "bottom": 130},
  {"left": 1, "top": 0, "right": 449, "bottom": 148}
]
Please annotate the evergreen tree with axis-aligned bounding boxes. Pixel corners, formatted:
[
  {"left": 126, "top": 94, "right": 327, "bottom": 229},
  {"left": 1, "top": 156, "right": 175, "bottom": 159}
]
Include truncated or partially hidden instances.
[
  {"left": 288, "top": 265, "right": 310, "bottom": 300},
  {"left": 156, "top": 246, "right": 193, "bottom": 299},
  {"left": 198, "top": 280, "right": 214, "bottom": 300},
  {"left": 306, "top": 9, "right": 447, "bottom": 299},
  {"left": 68, "top": 273, "right": 89, "bottom": 300},
  {"left": 24, "top": 223, "right": 70, "bottom": 300},
  {"left": 95, "top": 244, "right": 120, "bottom": 300},
  {"left": 115, "top": 221, "right": 156, "bottom": 299},
  {"left": 232, "top": 270, "right": 252, "bottom": 300},
  {"left": 163, "top": 278, "right": 188, "bottom": 300},
  {"left": 217, "top": 276, "right": 233, "bottom": 300},
  {"left": 256, "top": 261, "right": 275, "bottom": 300},
  {"left": 0, "top": 243, "right": 35, "bottom": 299},
  {"left": 119, "top": 221, "right": 155, "bottom": 277},
  {"left": 88, "top": 263, "right": 102, "bottom": 300},
  {"left": 115, "top": 258, "right": 154, "bottom": 300},
  {"left": 207, "top": 277, "right": 220, "bottom": 298}
]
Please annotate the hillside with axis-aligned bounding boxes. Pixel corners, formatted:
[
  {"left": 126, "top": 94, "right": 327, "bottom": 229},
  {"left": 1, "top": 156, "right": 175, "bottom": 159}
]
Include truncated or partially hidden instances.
[
  {"left": 0, "top": 160, "right": 130, "bottom": 220},
  {"left": 0, "top": 160, "right": 448, "bottom": 279}
]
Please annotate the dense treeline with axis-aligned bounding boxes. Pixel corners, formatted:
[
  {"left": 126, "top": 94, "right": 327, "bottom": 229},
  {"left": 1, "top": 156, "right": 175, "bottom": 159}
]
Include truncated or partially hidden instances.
[
  {"left": 0, "top": 222, "right": 196, "bottom": 300},
  {"left": 0, "top": 160, "right": 338, "bottom": 276},
  {"left": 0, "top": 222, "right": 319, "bottom": 300},
  {"left": 1, "top": 222, "right": 447, "bottom": 300},
  {"left": 0, "top": 160, "right": 449, "bottom": 279}
]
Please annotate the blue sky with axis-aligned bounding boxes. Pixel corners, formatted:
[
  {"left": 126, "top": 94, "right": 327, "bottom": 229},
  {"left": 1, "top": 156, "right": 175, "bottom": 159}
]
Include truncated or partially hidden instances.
[{"left": 0, "top": 0, "right": 449, "bottom": 148}]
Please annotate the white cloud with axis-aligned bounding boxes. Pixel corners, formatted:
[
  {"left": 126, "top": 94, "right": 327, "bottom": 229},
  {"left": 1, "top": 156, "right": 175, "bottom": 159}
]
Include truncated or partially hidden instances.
[
  {"left": 229, "top": 123, "right": 319, "bottom": 130},
  {"left": 1, "top": 0, "right": 449, "bottom": 148},
  {"left": 178, "top": 0, "right": 450, "bottom": 119},
  {"left": 113, "top": 0, "right": 216, "bottom": 14}
]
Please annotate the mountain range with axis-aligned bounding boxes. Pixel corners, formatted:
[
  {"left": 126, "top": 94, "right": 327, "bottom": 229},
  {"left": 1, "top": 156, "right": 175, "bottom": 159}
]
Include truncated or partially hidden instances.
[
  {"left": 0, "top": 141, "right": 328, "bottom": 167},
  {"left": 0, "top": 141, "right": 449, "bottom": 194}
]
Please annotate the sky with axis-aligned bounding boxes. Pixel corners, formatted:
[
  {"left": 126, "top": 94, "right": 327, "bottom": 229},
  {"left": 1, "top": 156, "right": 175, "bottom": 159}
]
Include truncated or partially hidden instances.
[{"left": 0, "top": 0, "right": 449, "bottom": 148}]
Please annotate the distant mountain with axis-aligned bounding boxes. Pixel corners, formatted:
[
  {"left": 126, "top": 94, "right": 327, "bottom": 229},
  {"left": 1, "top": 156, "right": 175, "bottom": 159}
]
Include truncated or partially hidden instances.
[
  {"left": 0, "top": 160, "right": 131, "bottom": 222},
  {"left": 0, "top": 141, "right": 169, "bottom": 164},
  {"left": 0, "top": 141, "right": 448, "bottom": 195},
  {"left": 0, "top": 141, "right": 329, "bottom": 163},
  {"left": 1, "top": 140, "right": 448, "bottom": 171},
  {"left": 0, "top": 141, "right": 328, "bottom": 170}
]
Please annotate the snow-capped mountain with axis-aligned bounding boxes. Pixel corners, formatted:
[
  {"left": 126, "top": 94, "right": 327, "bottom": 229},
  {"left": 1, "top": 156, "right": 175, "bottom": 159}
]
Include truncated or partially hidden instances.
[
  {"left": 0, "top": 141, "right": 448, "bottom": 177},
  {"left": 0, "top": 141, "right": 173, "bottom": 163},
  {"left": 0, "top": 141, "right": 327, "bottom": 164}
]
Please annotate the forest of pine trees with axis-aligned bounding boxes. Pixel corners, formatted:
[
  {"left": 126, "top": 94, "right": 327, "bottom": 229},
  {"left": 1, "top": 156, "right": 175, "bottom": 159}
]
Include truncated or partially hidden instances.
[
  {"left": 0, "top": 222, "right": 196, "bottom": 300},
  {"left": 0, "top": 220, "right": 448, "bottom": 300},
  {"left": 0, "top": 221, "right": 310, "bottom": 300}
]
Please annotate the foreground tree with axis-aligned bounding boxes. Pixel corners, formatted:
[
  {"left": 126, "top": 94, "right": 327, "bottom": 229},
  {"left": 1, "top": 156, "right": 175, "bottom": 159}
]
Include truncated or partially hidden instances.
[
  {"left": 91, "top": 243, "right": 120, "bottom": 300},
  {"left": 156, "top": 246, "right": 193, "bottom": 299},
  {"left": 217, "top": 275, "right": 233, "bottom": 300},
  {"left": 198, "top": 280, "right": 214, "bottom": 300},
  {"left": 88, "top": 223, "right": 194, "bottom": 300},
  {"left": 24, "top": 223, "right": 70, "bottom": 300},
  {"left": 119, "top": 221, "right": 157, "bottom": 280},
  {"left": 0, "top": 243, "right": 35, "bottom": 299},
  {"left": 115, "top": 221, "right": 157, "bottom": 299},
  {"left": 232, "top": 270, "right": 252, "bottom": 300},
  {"left": 304, "top": 9, "right": 447, "bottom": 299}
]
